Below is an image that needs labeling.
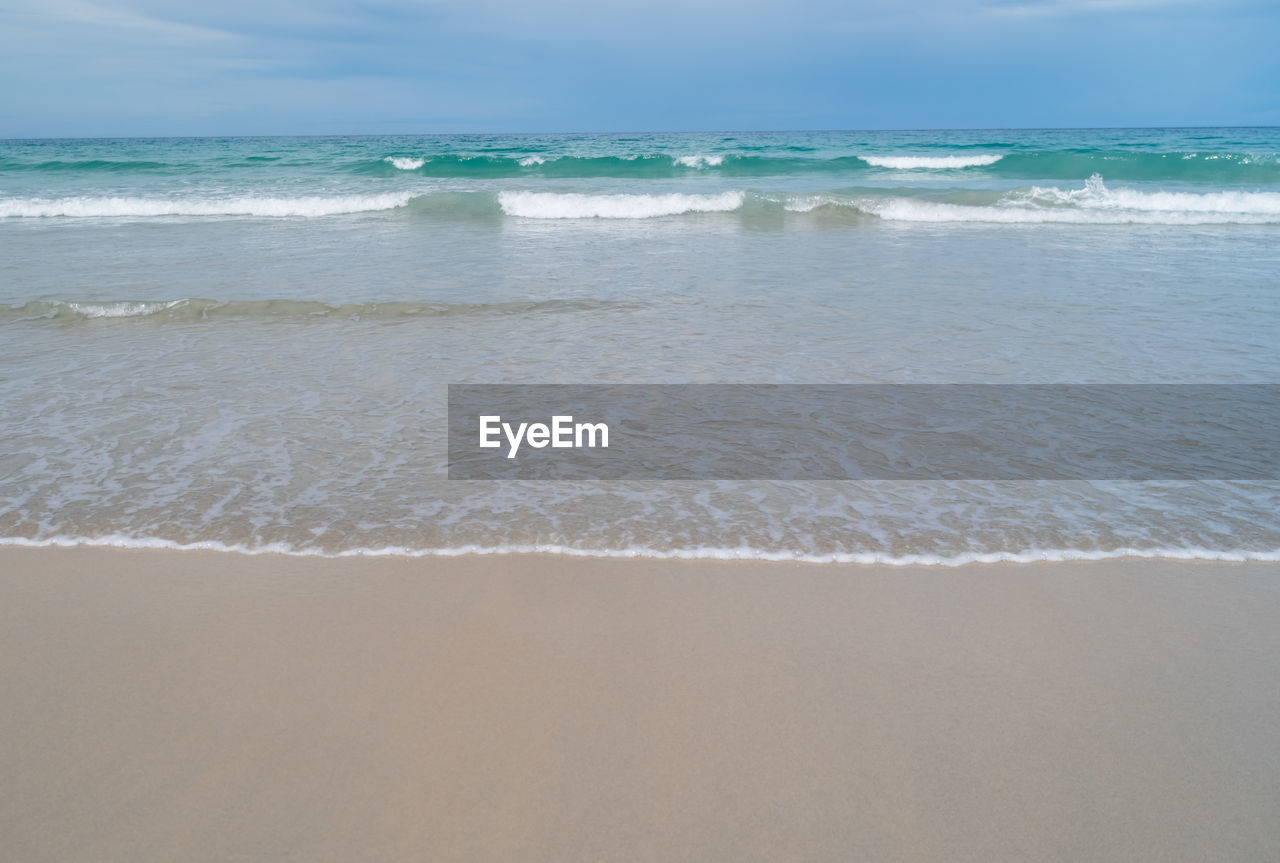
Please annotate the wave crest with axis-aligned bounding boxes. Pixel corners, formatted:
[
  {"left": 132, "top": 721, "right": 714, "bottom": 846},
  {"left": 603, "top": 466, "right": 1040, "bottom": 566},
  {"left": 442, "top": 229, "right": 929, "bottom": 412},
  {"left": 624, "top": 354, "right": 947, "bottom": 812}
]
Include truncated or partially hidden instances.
[
  {"left": 1021, "top": 173, "right": 1280, "bottom": 214},
  {"left": 860, "top": 154, "right": 1004, "bottom": 169},
  {"left": 0, "top": 193, "right": 415, "bottom": 218},
  {"left": 827, "top": 176, "right": 1280, "bottom": 224},
  {"left": 497, "top": 191, "right": 745, "bottom": 219},
  {"left": 673, "top": 155, "right": 725, "bottom": 168},
  {"left": 1, "top": 297, "right": 641, "bottom": 323}
]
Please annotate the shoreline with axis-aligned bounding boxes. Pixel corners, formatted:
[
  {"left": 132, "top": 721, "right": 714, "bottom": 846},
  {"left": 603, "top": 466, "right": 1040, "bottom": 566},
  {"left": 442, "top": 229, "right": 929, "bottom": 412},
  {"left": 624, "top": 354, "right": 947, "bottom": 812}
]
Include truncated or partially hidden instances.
[
  {"left": 4, "top": 546, "right": 1279, "bottom": 861},
  {"left": 4, "top": 536, "right": 1280, "bottom": 566}
]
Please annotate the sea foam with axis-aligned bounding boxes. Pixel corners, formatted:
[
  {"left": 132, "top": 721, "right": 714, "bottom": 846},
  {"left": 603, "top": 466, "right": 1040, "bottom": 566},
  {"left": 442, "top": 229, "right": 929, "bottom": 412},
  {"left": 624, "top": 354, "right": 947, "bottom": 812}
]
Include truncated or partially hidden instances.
[
  {"left": 59, "top": 300, "right": 191, "bottom": 318},
  {"left": 0, "top": 193, "right": 415, "bottom": 218},
  {"left": 858, "top": 175, "right": 1280, "bottom": 224},
  {"left": 383, "top": 156, "right": 425, "bottom": 170},
  {"left": 3, "top": 297, "right": 638, "bottom": 323},
  {"left": 3, "top": 534, "right": 1278, "bottom": 567},
  {"left": 860, "top": 154, "right": 1004, "bottom": 169},
  {"left": 497, "top": 191, "right": 745, "bottom": 219},
  {"left": 674, "top": 155, "right": 725, "bottom": 168},
  {"left": 1024, "top": 173, "right": 1280, "bottom": 214}
]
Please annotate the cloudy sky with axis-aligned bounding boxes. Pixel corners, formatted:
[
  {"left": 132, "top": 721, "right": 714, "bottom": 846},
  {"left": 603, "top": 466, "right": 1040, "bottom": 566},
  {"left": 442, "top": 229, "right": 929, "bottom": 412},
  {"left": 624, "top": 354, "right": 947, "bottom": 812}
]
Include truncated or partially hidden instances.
[{"left": 1, "top": 0, "right": 1276, "bottom": 136}]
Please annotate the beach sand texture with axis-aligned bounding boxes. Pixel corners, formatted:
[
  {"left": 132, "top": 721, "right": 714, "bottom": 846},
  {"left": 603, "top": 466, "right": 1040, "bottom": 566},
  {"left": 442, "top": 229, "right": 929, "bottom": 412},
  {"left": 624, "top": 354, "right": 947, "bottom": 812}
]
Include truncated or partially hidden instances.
[{"left": 3, "top": 548, "right": 1278, "bottom": 862}]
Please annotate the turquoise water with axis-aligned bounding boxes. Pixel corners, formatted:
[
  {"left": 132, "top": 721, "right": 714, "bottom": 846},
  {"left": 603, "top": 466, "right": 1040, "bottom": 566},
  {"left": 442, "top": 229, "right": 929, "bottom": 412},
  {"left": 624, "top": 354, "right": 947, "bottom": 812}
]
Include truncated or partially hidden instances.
[
  {"left": 4, "top": 128, "right": 1280, "bottom": 185},
  {"left": 2, "top": 129, "right": 1278, "bottom": 562}
]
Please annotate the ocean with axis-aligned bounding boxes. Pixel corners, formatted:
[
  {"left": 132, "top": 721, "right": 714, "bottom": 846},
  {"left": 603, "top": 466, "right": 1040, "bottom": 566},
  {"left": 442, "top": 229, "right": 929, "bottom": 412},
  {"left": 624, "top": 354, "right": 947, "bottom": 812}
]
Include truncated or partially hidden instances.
[{"left": 2, "top": 128, "right": 1278, "bottom": 564}]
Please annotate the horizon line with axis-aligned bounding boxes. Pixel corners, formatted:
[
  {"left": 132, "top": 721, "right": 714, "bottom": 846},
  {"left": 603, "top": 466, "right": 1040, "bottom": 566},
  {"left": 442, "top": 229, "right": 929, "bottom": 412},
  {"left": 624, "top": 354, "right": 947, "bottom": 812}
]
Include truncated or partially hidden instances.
[{"left": 5, "top": 124, "right": 1280, "bottom": 143}]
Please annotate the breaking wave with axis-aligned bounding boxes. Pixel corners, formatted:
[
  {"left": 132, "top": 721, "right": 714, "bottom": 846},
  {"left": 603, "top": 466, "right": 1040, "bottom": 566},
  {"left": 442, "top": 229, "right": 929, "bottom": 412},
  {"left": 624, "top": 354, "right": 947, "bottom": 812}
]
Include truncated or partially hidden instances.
[
  {"left": 498, "top": 190, "right": 745, "bottom": 219},
  {"left": 1, "top": 297, "right": 642, "bottom": 324},
  {"left": 791, "top": 176, "right": 1280, "bottom": 225},
  {"left": 673, "top": 155, "right": 725, "bottom": 168},
  {"left": 859, "top": 154, "right": 1004, "bottom": 169},
  {"left": 0, "top": 192, "right": 415, "bottom": 218}
]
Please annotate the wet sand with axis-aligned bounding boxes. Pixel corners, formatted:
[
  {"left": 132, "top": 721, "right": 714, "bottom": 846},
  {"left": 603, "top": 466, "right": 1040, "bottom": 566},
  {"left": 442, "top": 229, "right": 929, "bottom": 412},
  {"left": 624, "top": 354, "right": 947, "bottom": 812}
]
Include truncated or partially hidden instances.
[{"left": 2, "top": 547, "right": 1278, "bottom": 862}]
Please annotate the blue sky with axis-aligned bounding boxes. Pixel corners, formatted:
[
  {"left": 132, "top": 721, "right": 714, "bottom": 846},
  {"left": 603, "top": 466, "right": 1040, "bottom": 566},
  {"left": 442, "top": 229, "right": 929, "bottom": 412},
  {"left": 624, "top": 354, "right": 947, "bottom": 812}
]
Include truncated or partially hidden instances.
[{"left": 2, "top": 0, "right": 1276, "bottom": 136}]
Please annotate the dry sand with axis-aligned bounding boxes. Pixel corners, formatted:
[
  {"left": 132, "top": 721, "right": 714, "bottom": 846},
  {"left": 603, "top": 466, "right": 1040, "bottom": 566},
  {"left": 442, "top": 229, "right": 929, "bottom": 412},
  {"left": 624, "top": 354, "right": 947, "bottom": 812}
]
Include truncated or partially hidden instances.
[{"left": 2, "top": 547, "right": 1278, "bottom": 862}]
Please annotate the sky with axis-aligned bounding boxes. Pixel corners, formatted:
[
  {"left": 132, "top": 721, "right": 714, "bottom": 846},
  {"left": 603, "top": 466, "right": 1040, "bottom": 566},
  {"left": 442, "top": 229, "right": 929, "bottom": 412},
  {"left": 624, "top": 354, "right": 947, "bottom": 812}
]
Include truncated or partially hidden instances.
[{"left": 1, "top": 0, "right": 1277, "bottom": 136}]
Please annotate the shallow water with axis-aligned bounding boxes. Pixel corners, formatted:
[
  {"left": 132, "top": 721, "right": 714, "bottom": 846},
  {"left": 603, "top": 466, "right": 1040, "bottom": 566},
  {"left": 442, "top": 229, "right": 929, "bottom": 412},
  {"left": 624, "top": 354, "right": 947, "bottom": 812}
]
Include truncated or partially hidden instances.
[{"left": 2, "top": 130, "right": 1278, "bottom": 562}]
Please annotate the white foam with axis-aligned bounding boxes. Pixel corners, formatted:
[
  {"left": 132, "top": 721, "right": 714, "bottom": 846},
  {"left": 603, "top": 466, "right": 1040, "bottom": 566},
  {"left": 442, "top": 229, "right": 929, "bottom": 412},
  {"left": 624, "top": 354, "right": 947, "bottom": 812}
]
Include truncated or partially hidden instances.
[
  {"left": 62, "top": 299, "right": 191, "bottom": 318},
  {"left": 518, "top": 155, "right": 548, "bottom": 166},
  {"left": 862, "top": 199, "right": 1280, "bottom": 225},
  {"left": 1024, "top": 174, "right": 1280, "bottom": 214},
  {"left": 784, "top": 195, "right": 840, "bottom": 213},
  {"left": 859, "top": 175, "right": 1280, "bottom": 224},
  {"left": 383, "top": 156, "right": 424, "bottom": 170},
  {"left": 0, "top": 193, "right": 416, "bottom": 218},
  {"left": 860, "top": 154, "right": 1004, "bottom": 169},
  {"left": 498, "top": 191, "right": 745, "bottom": 219},
  {"left": 674, "top": 155, "right": 725, "bottom": 168},
  {"left": 4, "top": 533, "right": 1278, "bottom": 567}
]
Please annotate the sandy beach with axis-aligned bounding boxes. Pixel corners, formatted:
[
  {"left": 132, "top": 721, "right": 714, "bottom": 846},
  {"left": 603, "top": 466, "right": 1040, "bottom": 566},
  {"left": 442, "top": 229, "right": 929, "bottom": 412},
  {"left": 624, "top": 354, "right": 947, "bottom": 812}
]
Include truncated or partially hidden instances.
[
  {"left": 2, "top": 547, "right": 1277, "bottom": 862},
  {"left": 7, "top": 0, "right": 1279, "bottom": 858}
]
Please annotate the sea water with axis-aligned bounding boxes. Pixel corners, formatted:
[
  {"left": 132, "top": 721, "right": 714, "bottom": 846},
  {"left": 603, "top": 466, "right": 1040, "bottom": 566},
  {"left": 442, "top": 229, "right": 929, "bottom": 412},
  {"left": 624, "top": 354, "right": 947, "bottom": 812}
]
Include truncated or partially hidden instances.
[{"left": 2, "top": 129, "right": 1278, "bottom": 563}]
